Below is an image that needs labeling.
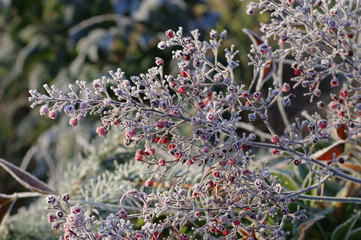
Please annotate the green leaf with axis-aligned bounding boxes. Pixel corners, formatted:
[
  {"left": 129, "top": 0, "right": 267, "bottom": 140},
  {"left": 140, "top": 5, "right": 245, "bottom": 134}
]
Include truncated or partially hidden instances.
[
  {"left": 349, "top": 227, "right": 361, "bottom": 240},
  {"left": 331, "top": 212, "right": 360, "bottom": 240},
  {"left": 271, "top": 170, "right": 299, "bottom": 191},
  {"left": 301, "top": 171, "right": 318, "bottom": 206}
]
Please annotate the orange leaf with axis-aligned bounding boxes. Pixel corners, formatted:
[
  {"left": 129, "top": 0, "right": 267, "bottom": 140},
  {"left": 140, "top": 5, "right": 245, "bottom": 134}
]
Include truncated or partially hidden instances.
[
  {"left": 243, "top": 29, "right": 264, "bottom": 46},
  {"left": 298, "top": 215, "right": 325, "bottom": 240},
  {"left": 336, "top": 124, "right": 348, "bottom": 140},
  {"left": 256, "top": 59, "right": 276, "bottom": 91},
  {"left": 0, "top": 196, "right": 13, "bottom": 229},
  {"left": 313, "top": 142, "right": 344, "bottom": 161},
  {"left": 341, "top": 163, "right": 361, "bottom": 173}
]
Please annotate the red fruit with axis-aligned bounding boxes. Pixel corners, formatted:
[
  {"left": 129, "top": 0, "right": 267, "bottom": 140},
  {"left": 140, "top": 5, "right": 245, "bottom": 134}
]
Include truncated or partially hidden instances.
[
  {"left": 213, "top": 171, "right": 220, "bottom": 178},
  {"left": 168, "top": 143, "right": 176, "bottom": 149},
  {"left": 69, "top": 118, "right": 78, "bottom": 127},
  {"left": 179, "top": 233, "right": 189, "bottom": 240},
  {"left": 178, "top": 86, "right": 186, "bottom": 92},
  {"left": 293, "top": 159, "right": 301, "bottom": 165},
  {"left": 340, "top": 89, "right": 348, "bottom": 98},
  {"left": 232, "top": 219, "right": 240, "bottom": 226},
  {"left": 222, "top": 229, "right": 230, "bottom": 235},
  {"left": 318, "top": 120, "right": 328, "bottom": 129},
  {"left": 272, "top": 149, "right": 279, "bottom": 155},
  {"left": 338, "top": 110, "right": 346, "bottom": 117},
  {"left": 158, "top": 159, "right": 165, "bottom": 166},
  {"left": 137, "top": 149, "right": 144, "bottom": 155},
  {"left": 156, "top": 120, "right": 165, "bottom": 128},
  {"left": 152, "top": 231, "right": 162, "bottom": 240},
  {"left": 198, "top": 101, "right": 206, "bottom": 109},
  {"left": 271, "top": 135, "right": 280, "bottom": 143},
  {"left": 282, "top": 83, "right": 291, "bottom": 92},
  {"left": 253, "top": 92, "right": 262, "bottom": 100},
  {"left": 161, "top": 136, "right": 169, "bottom": 144},
  {"left": 145, "top": 179, "right": 154, "bottom": 187},
  {"left": 135, "top": 154, "right": 143, "bottom": 161},
  {"left": 294, "top": 69, "right": 301, "bottom": 76},
  {"left": 180, "top": 71, "right": 188, "bottom": 77},
  {"left": 189, "top": 157, "right": 195, "bottom": 165},
  {"left": 147, "top": 147, "right": 155, "bottom": 155},
  {"left": 210, "top": 228, "right": 218, "bottom": 233},
  {"left": 228, "top": 158, "right": 236, "bottom": 165},
  {"left": 330, "top": 78, "right": 339, "bottom": 87},
  {"left": 166, "top": 29, "right": 174, "bottom": 38},
  {"left": 174, "top": 152, "right": 183, "bottom": 159},
  {"left": 154, "top": 137, "right": 160, "bottom": 143},
  {"left": 155, "top": 58, "right": 164, "bottom": 66}
]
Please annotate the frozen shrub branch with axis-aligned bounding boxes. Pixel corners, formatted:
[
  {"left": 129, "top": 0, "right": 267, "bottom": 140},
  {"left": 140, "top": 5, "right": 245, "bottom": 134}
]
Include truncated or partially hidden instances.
[{"left": 27, "top": 0, "right": 361, "bottom": 239}]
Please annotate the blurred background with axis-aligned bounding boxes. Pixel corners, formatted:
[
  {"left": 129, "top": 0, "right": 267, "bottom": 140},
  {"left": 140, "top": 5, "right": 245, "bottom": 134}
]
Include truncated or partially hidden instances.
[{"left": 0, "top": 0, "right": 265, "bottom": 205}]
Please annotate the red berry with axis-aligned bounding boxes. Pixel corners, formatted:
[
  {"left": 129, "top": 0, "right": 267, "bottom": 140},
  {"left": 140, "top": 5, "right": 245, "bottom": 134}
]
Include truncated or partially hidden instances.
[
  {"left": 330, "top": 78, "right": 339, "bottom": 87},
  {"left": 137, "top": 149, "right": 144, "bottom": 155},
  {"left": 272, "top": 149, "right": 279, "bottom": 155},
  {"left": 166, "top": 29, "right": 174, "bottom": 38},
  {"left": 338, "top": 110, "right": 345, "bottom": 117},
  {"left": 232, "top": 219, "right": 240, "bottom": 226},
  {"left": 293, "top": 159, "right": 301, "bottom": 165},
  {"left": 180, "top": 71, "right": 188, "bottom": 77},
  {"left": 168, "top": 143, "right": 175, "bottom": 149},
  {"left": 213, "top": 171, "right": 220, "bottom": 178},
  {"left": 174, "top": 152, "right": 183, "bottom": 159},
  {"left": 152, "top": 231, "right": 162, "bottom": 240},
  {"left": 253, "top": 92, "right": 262, "bottom": 100},
  {"left": 156, "top": 120, "right": 165, "bottom": 128},
  {"left": 294, "top": 69, "right": 301, "bottom": 76},
  {"left": 271, "top": 135, "right": 280, "bottom": 143},
  {"left": 154, "top": 137, "right": 160, "bottom": 143},
  {"left": 282, "top": 83, "right": 291, "bottom": 92},
  {"left": 178, "top": 86, "right": 186, "bottom": 92},
  {"left": 145, "top": 179, "right": 153, "bottom": 187},
  {"left": 319, "top": 120, "right": 328, "bottom": 129},
  {"left": 147, "top": 147, "right": 155, "bottom": 155},
  {"left": 228, "top": 158, "right": 236, "bottom": 165},
  {"left": 158, "top": 159, "right": 165, "bottom": 166},
  {"left": 189, "top": 157, "right": 195, "bottom": 165},
  {"left": 155, "top": 58, "right": 164, "bottom": 66},
  {"left": 48, "top": 111, "right": 57, "bottom": 119},
  {"left": 340, "top": 89, "right": 348, "bottom": 98},
  {"left": 222, "top": 229, "right": 230, "bottom": 235},
  {"left": 184, "top": 54, "right": 191, "bottom": 61},
  {"left": 198, "top": 101, "right": 206, "bottom": 109},
  {"left": 96, "top": 126, "right": 108, "bottom": 137},
  {"left": 179, "top": 233, "right": 188, "bottom": 240},
  {"left": 161, "top": 136, "right": 169, "bottom": 144},
  {"left": 135, "top": 154, "right": 143, "bottom": 161},
  {"left": 69, "top": 118, "right": 78, "bottom": 127}
]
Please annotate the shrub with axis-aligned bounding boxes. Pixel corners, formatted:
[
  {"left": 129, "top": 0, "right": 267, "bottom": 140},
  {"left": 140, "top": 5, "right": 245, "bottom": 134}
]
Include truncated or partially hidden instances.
[{"left": 3, "top": 0, "right": 361, "bottom": 239}]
